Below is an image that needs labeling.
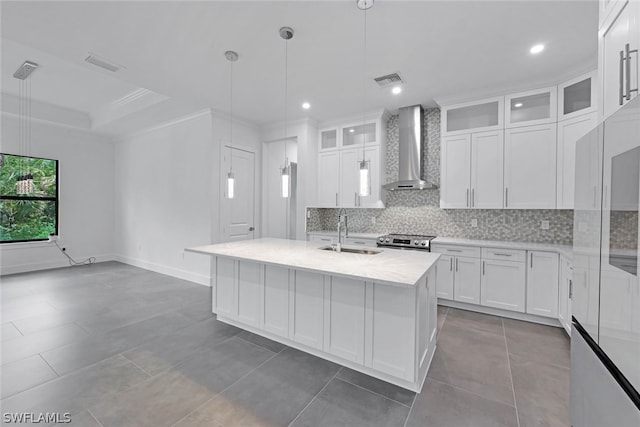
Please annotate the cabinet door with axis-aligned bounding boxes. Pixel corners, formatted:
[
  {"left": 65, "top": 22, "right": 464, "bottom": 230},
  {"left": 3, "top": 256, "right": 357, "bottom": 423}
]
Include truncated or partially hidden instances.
[
  {"left": 505, "top": 86, "right": 557, "bottom": 128},
  {"left": 526, "top": 251, "right": 560, "bottom": 318},
  {"left": 216, "top": 257, "right": 237, "bottom": 319},
  {"left": 358, "top": 146, "right": 381, "bottom": 208},
  {"left": 291, "top": 270, "right": 325, "bottom": 350},
  {"left": 318, "top": 151, "right": 340, "bottom": 207},
  {"left": 324, "top": 277, "right": 365, "bottom": 363},
  {"left": 504, "top": 124, "right": 557, "bottom": 209},
  {"left": 601, "top": 0, "right": 640, "bottom": 119},
  {"left": 558, "top": 71, "right": 597, "bottom": 121},
  {"left": 237, "top": 261, "right": 261, "bottom": 326},
  {"left": 480, "top": 259, "right": 526, "bottom": 312},
  {"left": 471, "top": 130, "right": 504, "bottom": 208},
  {"left": 340, "top": 148, "right": 360, "bottom": 208},
  {"left": 557, "top": 112, "right": 598, "bottom": 209},
  {"left": 441, "top": 134, "right": 471, "bottom": 208},
  {"left": 435, "top": 255, "right": 454, "bottom": 299},
  {"left": 558, "top": 259, "right": 571, "bottom": 334},
  {"left": 454, "top": 256, "right": 481, "bottom": 305},
  {"left": 319, "top": 128, "right": 338, "bottom": 151},
  {"left": 262, "top": 265, "right": 290, "bottom": 338}
]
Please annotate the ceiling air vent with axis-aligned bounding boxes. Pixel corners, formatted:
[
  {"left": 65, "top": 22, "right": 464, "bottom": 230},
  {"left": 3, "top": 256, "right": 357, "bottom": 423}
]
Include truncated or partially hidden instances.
[
  {"left": 374, "top": 72, "right": 403, "bottom": 87},
  {"left": 85, "top": 53, "right": 121, "bottom": 72}
]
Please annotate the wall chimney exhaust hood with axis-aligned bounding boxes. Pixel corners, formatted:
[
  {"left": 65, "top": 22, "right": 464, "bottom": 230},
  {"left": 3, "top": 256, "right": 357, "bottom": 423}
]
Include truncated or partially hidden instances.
[{"left": 383, "top": 105, "right": 438, "bottom": 190}]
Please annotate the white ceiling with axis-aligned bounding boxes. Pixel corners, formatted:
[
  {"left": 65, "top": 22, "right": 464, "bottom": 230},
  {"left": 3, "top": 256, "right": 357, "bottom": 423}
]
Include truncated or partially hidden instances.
[{"left": 1, "top": 0, "right": 598, "bottom": 130}]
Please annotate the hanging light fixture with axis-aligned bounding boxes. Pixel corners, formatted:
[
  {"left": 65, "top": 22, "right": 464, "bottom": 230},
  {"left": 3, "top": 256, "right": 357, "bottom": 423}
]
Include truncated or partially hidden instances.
[
  {"left": 14, "top": 60, "right": 38, "bottom": 195},
  {"left": 357, "top": 0, "right": 373, "bottom": 197},
  {"left": 279, "top": 26, "right": 294, "bottom": 198},
  {"left": 225, "top": 50, "right": 238, "bottom": 199}
]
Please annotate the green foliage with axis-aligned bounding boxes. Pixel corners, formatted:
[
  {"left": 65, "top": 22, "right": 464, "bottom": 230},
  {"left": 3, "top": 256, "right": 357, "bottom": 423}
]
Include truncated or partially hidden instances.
[{"left": 0, "top": 154, "right": 58, "bottom": 242}]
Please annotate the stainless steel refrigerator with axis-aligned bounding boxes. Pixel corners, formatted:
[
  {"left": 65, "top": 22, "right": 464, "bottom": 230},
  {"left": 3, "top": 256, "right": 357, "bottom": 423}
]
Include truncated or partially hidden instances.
[{"left": 571, "top": 97, "right": 640, "bottom": 426}]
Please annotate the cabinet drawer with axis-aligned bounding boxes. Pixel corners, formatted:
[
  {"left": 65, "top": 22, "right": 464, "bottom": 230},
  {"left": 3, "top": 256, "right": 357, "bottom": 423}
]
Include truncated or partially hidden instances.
[
  {"left": 431, "top": 244, "right": 481, "bottom": 258},
  {"left": 308, "top": 235, "right": 335, "bottom": 244},
  {"left": 344, "top": 237, "right": 377, "bottom": 248},
  {"left": 482, "top": 248, "right": 526, "bottom": 262}
]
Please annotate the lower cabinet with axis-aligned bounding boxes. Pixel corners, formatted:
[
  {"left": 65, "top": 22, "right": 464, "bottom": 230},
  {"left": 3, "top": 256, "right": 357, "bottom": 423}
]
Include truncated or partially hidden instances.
[
  {"left": 454, "top": 257, "right": 482, "bottom": 304},
  {"left": 527, "top": 251, "right": 560, "bottom": 318},
  {"left": 216, "top": 257, "right": 237, "bottom": 319},
  {"left": 481, "top": 258, "right": 526, "bottom": 312},
  {"left": 558, "top": 256, "right": 573, "bottom": 334},
  {"left": 324, "top": 276, "right": 365, "bottom": 364},
  {"left": 291, "top": 270, "right": 325, "bottom": 350},
  {"left": 261, "top": 265, "right": 290, "bottom": 338},
  {"left": 435, "top": 255, "right": 454, "bottom": 299}
]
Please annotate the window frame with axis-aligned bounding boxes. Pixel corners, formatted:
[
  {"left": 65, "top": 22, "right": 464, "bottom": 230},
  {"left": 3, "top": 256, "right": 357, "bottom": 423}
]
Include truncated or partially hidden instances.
[{"left": 0, "top": 153, "right": 59, "bottom": 244}]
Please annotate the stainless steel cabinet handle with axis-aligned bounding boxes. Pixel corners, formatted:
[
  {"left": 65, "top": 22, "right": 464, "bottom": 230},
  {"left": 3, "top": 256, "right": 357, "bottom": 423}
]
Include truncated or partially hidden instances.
[
  {"left": 336, "top": 193, "right": 339, "bottom": 207},
  {"left": 626, "top": 43, "right": 639, "bottom": 100},
  {"left": 466, "top": 189, "right": 469, "bottom": 207},
  {"left": 471, "top": 188, "right": 475, "bottom": 207},
  {"left": 355, "top": 192, "right": 357, "bottom": 206},
  {"left": 456, "top": 258, "right": 459, "bottom": 272},
  {"left": 530, "top": 253, "right": 533, "bottom": 268},
  {"left": 494, "top": 253, "right": 513, "bottom": 257},
  {"left": 593, "top": 186, "right": 597, "bottom": 209},
  {"left": 352, "top": 241, "right": 365, "bottom": 245},
  {"left": 447, "top": 249, "right": 463, "bottom": 253},
  {"left": 620, "top": 49, "right": 625, "bottom": 105},
  {"left": 505, "top": 188, "right": 509, "bottom": 207},
  {"left": 482, "top": 261, "right": 485, "bottom": 275},
  {"left": 450, "top": 257, "right": 453, "bottom": 271},
  {"left": 569, "top": 279, "right": 573, "bottom": 299}
]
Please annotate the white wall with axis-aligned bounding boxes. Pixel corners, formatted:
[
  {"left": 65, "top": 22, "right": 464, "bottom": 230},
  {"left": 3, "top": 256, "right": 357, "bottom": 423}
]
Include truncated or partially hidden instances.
[
  {"left": 261, "top": 118, "right": 317, "bottom": 240},
  {"left": 0, "top": 114, "right": 115, "bottom": 275}
]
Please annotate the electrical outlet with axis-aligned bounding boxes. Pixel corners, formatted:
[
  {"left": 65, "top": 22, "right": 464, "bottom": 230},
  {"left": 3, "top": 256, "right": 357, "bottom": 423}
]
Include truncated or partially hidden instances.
[
  {"left": 371, "top": 217, "right": 376, "bottom": 225},
  {"left": 306, "top": 209, "right": 311, "bottom": 219},
  {"left": 541, "top": 220, "right": 550, "bottom": 230},
  {"left": 471, "top": 219, "right": 478, "bottom": 228}
]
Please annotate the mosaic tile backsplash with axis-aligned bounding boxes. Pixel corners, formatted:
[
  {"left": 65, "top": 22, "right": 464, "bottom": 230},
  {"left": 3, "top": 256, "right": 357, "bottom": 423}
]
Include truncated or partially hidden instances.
[{"left": 308, "top": 108, "right": 574, "bottom": 245}]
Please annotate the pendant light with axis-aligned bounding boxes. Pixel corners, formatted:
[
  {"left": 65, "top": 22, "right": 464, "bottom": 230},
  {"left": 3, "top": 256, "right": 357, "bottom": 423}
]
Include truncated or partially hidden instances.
[
  {"left": 14, "top": 60, "right": 38, "bottom": 195},
  {"left": 357, "top": 0, "right": 373, "bottom": 197},
  {"left": 280, "top": 26, "right": 294, "bottom": 198},
  {"left": 225, "top": 50, "right": 238, "bottom": 199}
]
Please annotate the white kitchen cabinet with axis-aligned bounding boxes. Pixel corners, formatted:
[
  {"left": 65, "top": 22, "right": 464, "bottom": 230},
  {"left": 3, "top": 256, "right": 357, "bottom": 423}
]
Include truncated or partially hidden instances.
[
  {"left": 340, "top": 148, "right": 361, "bottom": 207},
  {"left": 504, "top": 123, "right": 557, "bottom": 209},
  {"left": 358, "top": 146, "right": 382, "bottom": 208},
  {"left": 435, "top": 254, "right": 454, "bottom": 299},
  {"left": 526, "top": 251, "right": 560, "bottom": 318},
  {"left": 480, "top": 249, "right": 526, "bottom": 313},
  {"left": 319, "top": 128, "right": 338, "bottom": 151},
  {"left": 558, "top": 256, "right": 573, "bottom": 335},
  {"left": 558, "top": 71, "right": 598, "bottom": 121},
  {"left": 324, "top": 276, "right": 365, "bottom": 363},
  {"left": 440, "top": 134, "right": 471, "bottom": 208},
  {"left": 317, "top": 151, "right": 340, "bottom": 207},
  {"left": 454, "top": 256, "right": 482, "bottom": 305},
  {"left": 505, "top": 86, "right": 557, "bottom": 128},
  {"left": 600, "top": 0, "right": 628, "bottom": 29},
  {"left": 556, "top": 112, "right": 598, "bottom": 209},
  {"left": 237, "top": 261, "right": 261, "bottom": 327},
  {"left": 216, "top": 257, "right": 237, "bottom": 319},
  {"left": 441, "top": 96, "right": 504, "bottom": 136},
  {"left": 342, "top": 122, "right": 377, "bottom": 148},
  {"left": 441, "top": 130, "right": 503, "bottom": 209},
  {"left": 291, "top": 270, "right": 325, "bottom": 350},
  {"left": 600, "top": 0, "right": 640, "bottom": 119},
  {"left": 261, "top": 265, "right": 290, "bottom": 338},
  {"left": 417, "top": 268, "right": 438, "bottom": 383}
]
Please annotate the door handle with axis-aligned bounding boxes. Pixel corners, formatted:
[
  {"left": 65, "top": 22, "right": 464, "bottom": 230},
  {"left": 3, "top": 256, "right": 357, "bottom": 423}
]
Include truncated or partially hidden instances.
[
  {"left": 249, "top": 226, "right": 255, "bottom": 231},
  {"left": 626, "top": 43, "right": 638, "bottom": 100},
  {"left": 620, "top": 49, "right": 625, "bottom": 105}
]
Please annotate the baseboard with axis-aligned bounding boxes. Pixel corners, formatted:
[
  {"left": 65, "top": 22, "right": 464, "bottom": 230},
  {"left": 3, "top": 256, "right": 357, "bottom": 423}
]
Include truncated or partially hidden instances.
[
  {"left": 0, "top": 254, "right": 115, "bottom": 276},
  {"left": 438, "top": 299, "right": 563, "bottom": 328},
  {"left": 114, "top": 254, "right": 211, "bottom": 287}
]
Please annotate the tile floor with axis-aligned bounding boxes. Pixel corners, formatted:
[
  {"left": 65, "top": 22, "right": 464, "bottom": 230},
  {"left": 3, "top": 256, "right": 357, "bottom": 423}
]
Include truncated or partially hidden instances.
[{"left": 0, "top": 262, "right": 570, "bottom": 426}]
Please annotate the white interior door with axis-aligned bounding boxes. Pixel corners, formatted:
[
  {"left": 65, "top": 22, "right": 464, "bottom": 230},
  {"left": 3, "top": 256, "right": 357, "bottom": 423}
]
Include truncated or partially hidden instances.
[{"left": 221, "top": 146, "right": 255, "bottom": 242}]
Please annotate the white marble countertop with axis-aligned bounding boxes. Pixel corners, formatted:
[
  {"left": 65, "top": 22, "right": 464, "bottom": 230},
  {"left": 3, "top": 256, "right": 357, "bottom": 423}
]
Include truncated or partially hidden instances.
[
  {"left": 432, "top": 237, "right": 573, "bottom": 260},
  {"left": 307, "top": 231, "right": 381, "bottom": 239},
  {"left": 186, "top": 238, "right": 440, "bottom": 287}
]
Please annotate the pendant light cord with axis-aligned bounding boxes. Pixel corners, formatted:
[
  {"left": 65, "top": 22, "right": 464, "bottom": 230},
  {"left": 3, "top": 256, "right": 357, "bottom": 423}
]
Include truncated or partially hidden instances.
[
  {"left": 229, "top": 58, "right": 233, "bottom": 174},
  {"left": 361, "top": 4, "right": 367, "bottom": 164},
  {"left": 284, "top": 36, "right": 288, "bottom": 169}
]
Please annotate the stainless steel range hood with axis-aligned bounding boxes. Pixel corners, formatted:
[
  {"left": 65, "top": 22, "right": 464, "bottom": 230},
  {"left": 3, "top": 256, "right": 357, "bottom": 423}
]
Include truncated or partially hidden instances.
[{"left": 383, "top": 105, "right": 438, "bottom": 190}]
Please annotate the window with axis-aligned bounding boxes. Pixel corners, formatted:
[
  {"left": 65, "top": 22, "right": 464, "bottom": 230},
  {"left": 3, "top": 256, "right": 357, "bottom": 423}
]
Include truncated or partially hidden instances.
[{"left": 0, "top": 153, "right": 58, "bottom": 243}]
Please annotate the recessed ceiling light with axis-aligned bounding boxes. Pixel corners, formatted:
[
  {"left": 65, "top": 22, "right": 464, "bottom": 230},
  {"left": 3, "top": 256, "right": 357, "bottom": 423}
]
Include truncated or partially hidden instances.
[
  {"left": 349, "top": 129, "right": 355, "bottom": 133},
  {"left": 514, "top": 102, "right": 523, "bottom": 108},
  {"left": 302, "top": 102, "right": 311, "bottom": 110},
  {"left": 530, "top": 44, "right": 545, "bottom": 54},
  {"left": 392, "top": 86, "right": 402, "bottom": 95}
]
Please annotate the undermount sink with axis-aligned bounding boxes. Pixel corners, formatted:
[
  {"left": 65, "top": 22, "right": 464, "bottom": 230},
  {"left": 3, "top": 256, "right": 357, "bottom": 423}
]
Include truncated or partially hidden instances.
[{"left": 319, "top": 245, "right": 381, "bottom": 255}]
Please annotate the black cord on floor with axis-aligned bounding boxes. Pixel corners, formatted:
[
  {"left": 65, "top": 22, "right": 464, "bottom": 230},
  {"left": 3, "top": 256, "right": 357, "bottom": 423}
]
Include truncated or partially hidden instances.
[{"left": 54, "top": 240, "right": 96, "bottom": 266}]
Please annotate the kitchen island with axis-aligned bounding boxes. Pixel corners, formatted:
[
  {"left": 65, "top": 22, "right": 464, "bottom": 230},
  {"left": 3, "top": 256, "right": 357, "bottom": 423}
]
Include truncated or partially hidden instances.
[{"left": 186, "top": 238, "right": 440, "bottom": 392}]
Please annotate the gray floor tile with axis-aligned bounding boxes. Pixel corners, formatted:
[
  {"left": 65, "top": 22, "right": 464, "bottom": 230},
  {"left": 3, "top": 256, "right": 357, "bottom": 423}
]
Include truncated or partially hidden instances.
[
  {"left": 122, "top": 317, "right": 240, "bottom": 376},
  {"left": 444, "top": 307, "right": 505, "bottom": 336},
  {"left": 11, "top": 305, "right": 111, "bottom": 335},
  {"left": 210, "top": 348, "right": 340, "bottom": 426},
  {"left": 336, "top": 367, "right": 415, "bottom": 407},
  {"left": 236, "top": 330, "right": 287, "bottom": 353},
  {"left": 173, "top": 395, "right": 265, "bottom": 427},
  {"left": 503, "top": 318, "right": 570, "bottom": 368},
  {"left": 0, "top": 354, "right": 149, "bottom": 416},
  {"left": 2, "top": 323, "right": 90, "bottom": 365},
  {"left": 428, "top": 321, "right": 514, "bottom": 406},
  {"left": 1, "top": 354, "right": 58, "bottom": 399},
  {"left": 509, "top": 353, "right": 570, "bottom": 427},
  {"left": 1, "top": 322, "right": 23, "bottom": 341},
  {"left": 1, "top": 300, "right": 59, "bottom": 323},
  {"left": 405, "top": 378, "right": 518, "bottom": 427},
  {"left": 437, "top": 305, "right": 448, "bottom": 332},
  {"left": 290, "top": 377, "right": 410, "bottom": 427}
]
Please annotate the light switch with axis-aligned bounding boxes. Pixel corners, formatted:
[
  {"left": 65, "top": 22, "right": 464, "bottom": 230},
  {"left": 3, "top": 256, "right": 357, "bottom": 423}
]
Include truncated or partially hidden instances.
[
  {"left": 471, "top": 219, "right": 478, "bottom": 228},
  {"left": 541, "top": 220, "right": 550, "bottom": 230}
]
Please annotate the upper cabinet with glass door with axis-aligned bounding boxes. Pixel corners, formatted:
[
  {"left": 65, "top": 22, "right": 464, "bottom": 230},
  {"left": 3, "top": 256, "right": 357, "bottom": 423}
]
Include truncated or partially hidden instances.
[
  {"left": 505, "top": 86, "right": 557, "bottom": 128},
  {"left": 319, "top": 128, "right": 339, "bottom": 151},
  {"left": 342, "top": 122, "right": 377, "bottom": 148},
  {"left": 558, "top": 71, "right": 598, "bottom": 121},
  {"left": 441, "top": 96, "right": 504, "bottom": 136}
]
